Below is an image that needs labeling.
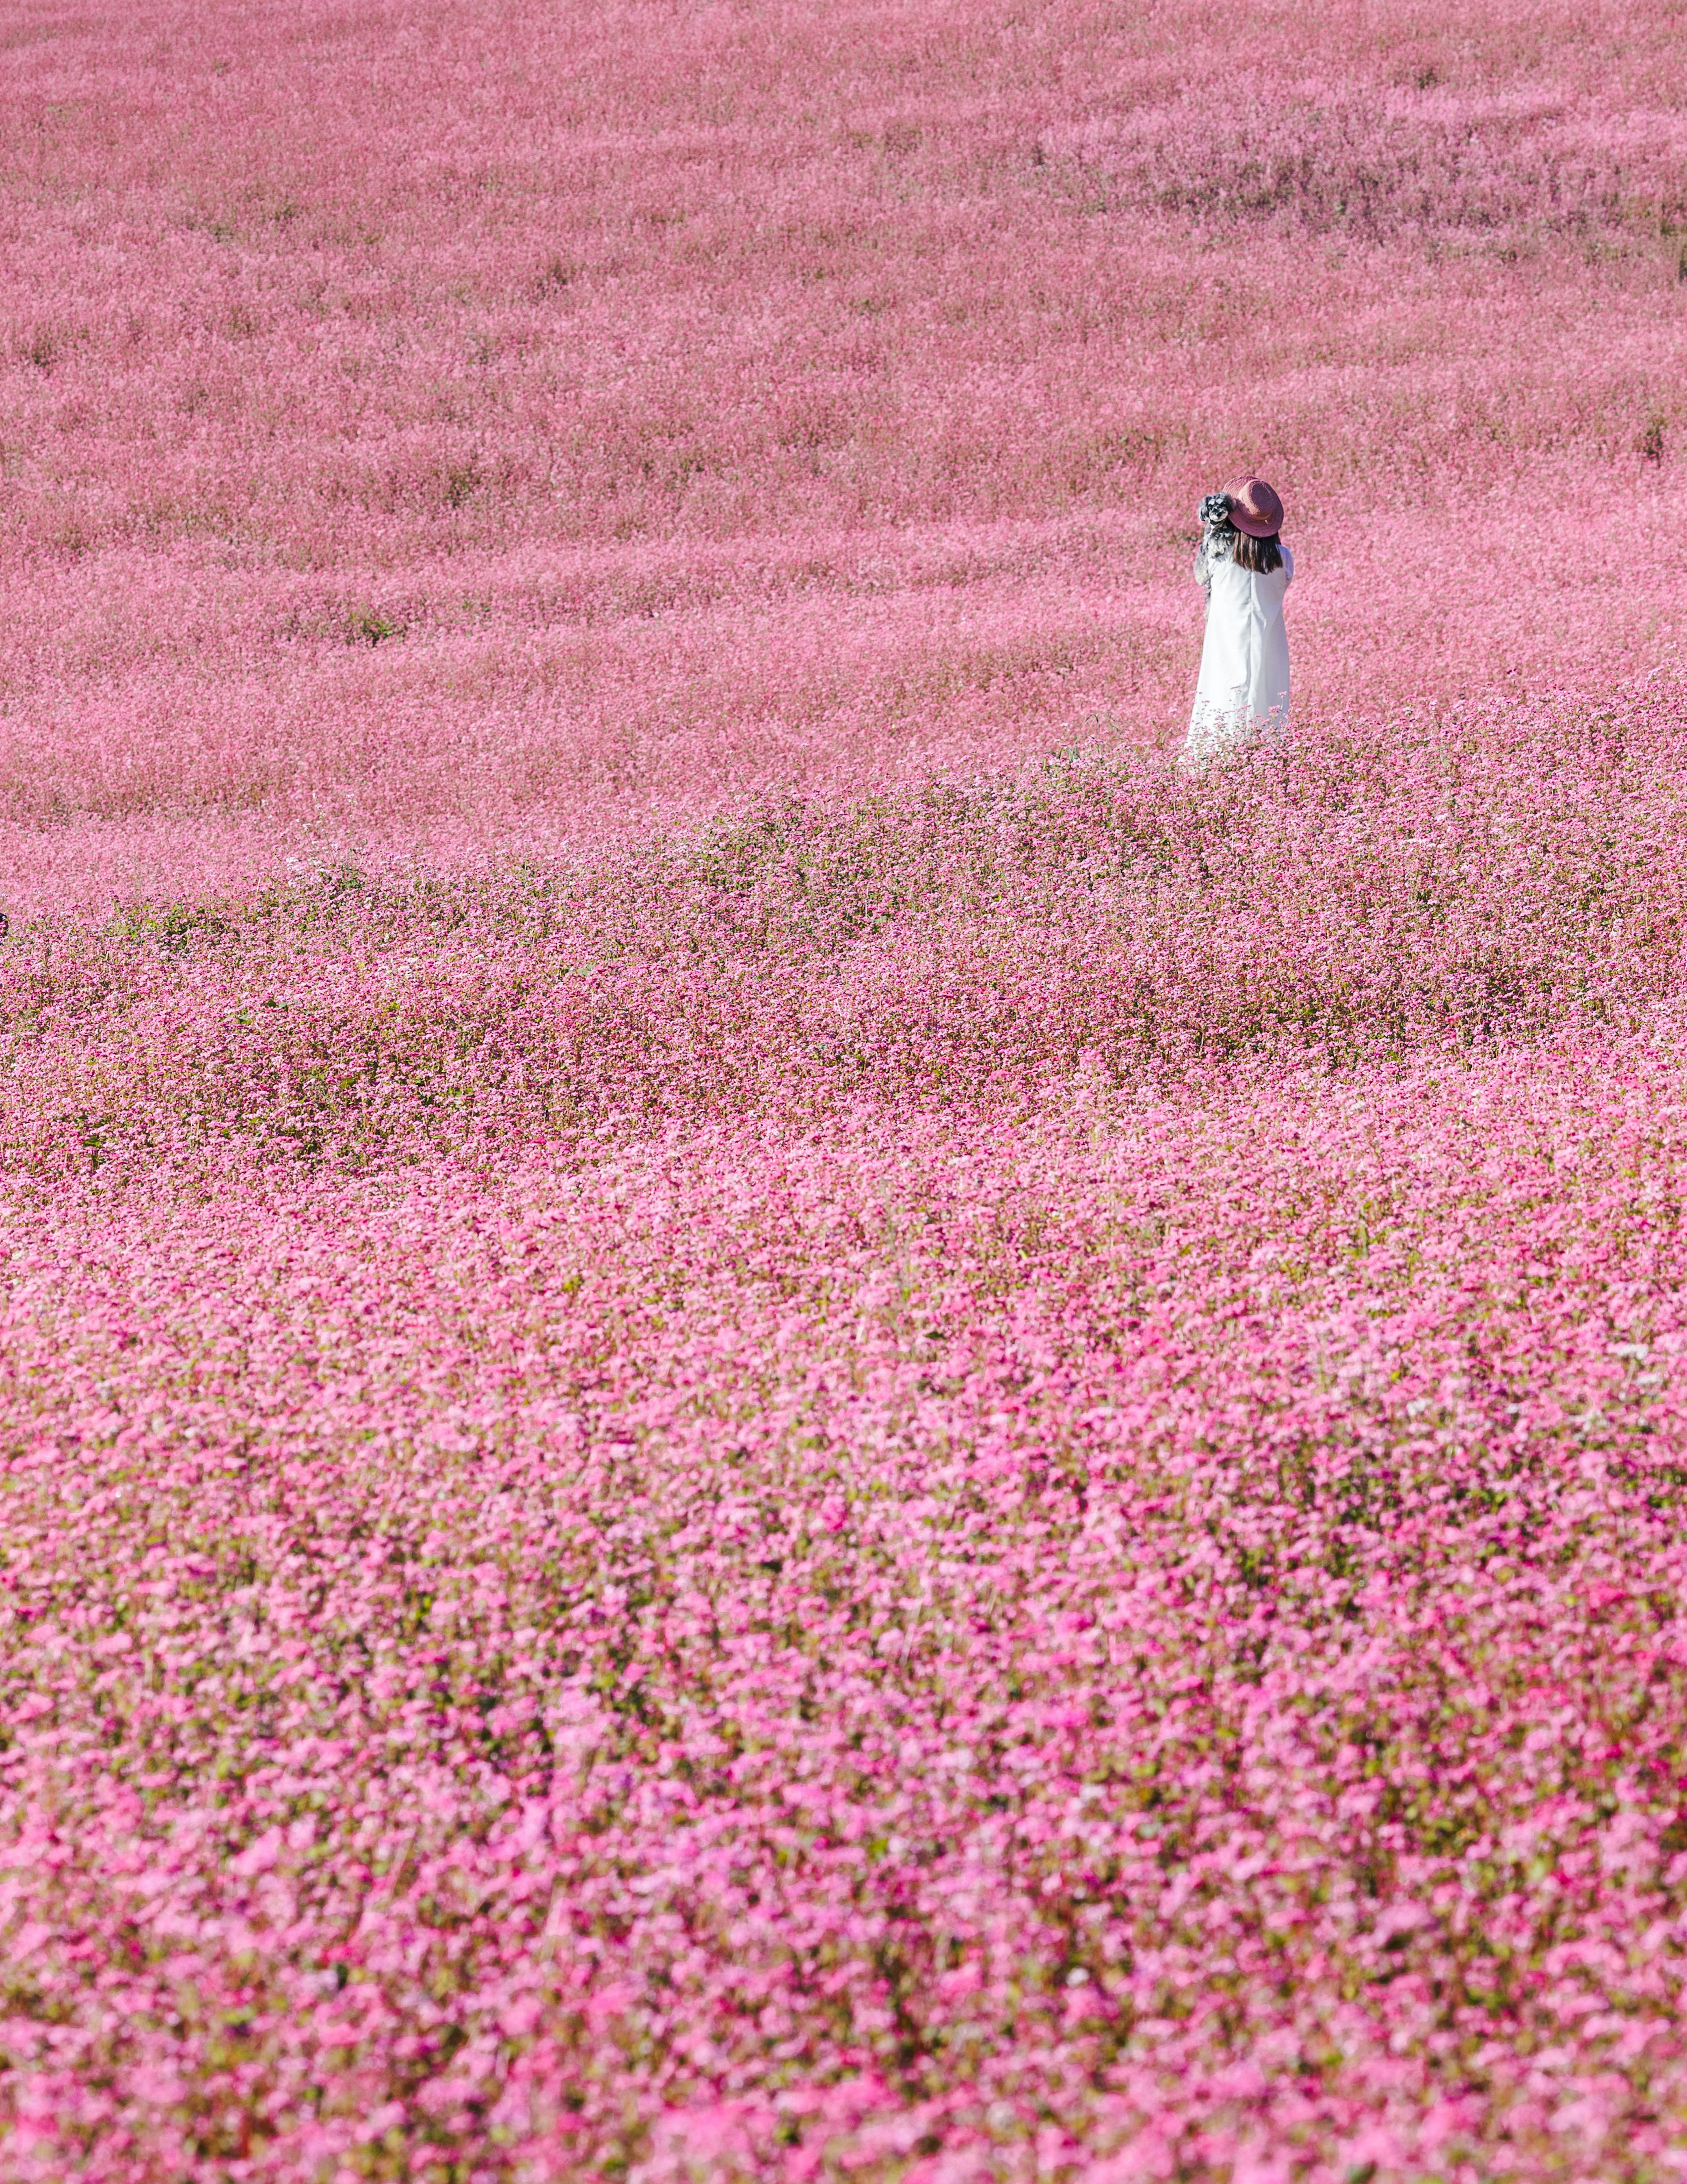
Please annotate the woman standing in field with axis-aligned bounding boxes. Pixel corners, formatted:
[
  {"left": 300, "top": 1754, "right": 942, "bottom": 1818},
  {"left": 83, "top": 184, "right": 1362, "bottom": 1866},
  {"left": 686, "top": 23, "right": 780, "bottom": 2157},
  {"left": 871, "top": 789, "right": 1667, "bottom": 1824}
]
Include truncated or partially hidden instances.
[{"left": 1181, "top": 479, "right": 1292, "bottom": 769}]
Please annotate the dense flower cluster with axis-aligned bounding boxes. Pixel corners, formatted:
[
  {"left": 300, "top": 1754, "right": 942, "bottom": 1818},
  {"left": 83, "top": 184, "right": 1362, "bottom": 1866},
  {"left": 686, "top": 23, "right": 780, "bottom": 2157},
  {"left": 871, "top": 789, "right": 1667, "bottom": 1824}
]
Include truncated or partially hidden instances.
[
  {"left": 11, "top": 992, "right": 1687, "bottom": 2181},
  {"left": 4, "top": 702, "right": 1687, "bottom": 1182},
  {"left": 4, "top": 0, "right": 1687, "bottom": 2179},
  {"left": 9, "top": 723, "right": 1687, "bottom": 2181}
]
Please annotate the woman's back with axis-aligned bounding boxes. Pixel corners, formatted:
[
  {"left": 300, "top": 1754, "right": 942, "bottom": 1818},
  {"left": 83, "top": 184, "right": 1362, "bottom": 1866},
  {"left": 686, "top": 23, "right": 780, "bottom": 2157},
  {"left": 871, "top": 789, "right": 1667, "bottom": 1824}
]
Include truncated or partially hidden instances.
[{"left": 1203, "top": 546, "right": 1293, "bottom": 681}]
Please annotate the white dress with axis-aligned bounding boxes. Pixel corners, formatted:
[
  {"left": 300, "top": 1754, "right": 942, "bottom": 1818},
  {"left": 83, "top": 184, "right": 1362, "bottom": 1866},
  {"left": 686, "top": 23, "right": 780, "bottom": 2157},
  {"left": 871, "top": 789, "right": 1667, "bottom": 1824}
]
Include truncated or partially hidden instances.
[{"left": 1182, "top": 538, "right": 1293, "bottom": 768}]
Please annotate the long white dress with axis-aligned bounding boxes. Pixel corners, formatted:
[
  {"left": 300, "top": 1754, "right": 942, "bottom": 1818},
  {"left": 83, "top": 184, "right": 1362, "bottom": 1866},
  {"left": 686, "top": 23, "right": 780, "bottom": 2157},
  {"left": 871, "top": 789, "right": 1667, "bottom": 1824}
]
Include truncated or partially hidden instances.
[{"left": 1182, "top": 537, "right": 1293, "bottom": 768}]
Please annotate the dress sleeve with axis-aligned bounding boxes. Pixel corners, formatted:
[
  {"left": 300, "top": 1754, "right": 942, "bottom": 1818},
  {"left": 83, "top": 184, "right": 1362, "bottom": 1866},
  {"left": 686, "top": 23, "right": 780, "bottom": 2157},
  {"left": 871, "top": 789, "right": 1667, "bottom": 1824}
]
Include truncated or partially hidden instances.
[
  {"left": 1193, "top": 539, "right": 1212, "bottom": 595},
  {"left": 1280, "top": 544, "right": 1294, "bottom": 586}
]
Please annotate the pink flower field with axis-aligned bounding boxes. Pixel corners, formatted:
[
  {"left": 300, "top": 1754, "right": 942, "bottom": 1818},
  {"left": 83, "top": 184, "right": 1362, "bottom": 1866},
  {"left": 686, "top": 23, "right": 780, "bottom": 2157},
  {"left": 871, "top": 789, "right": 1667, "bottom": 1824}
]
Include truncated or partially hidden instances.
[{"left": 4, "top": 1, "right": 1687, "bottom": 2177}]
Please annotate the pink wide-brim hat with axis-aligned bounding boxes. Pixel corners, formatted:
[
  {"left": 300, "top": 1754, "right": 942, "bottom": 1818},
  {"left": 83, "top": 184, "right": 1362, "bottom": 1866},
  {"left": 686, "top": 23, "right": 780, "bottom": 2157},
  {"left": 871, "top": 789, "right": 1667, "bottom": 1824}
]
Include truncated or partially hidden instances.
[{"left": 1229, "top": 478, "right": 1284, "bottom": 539}]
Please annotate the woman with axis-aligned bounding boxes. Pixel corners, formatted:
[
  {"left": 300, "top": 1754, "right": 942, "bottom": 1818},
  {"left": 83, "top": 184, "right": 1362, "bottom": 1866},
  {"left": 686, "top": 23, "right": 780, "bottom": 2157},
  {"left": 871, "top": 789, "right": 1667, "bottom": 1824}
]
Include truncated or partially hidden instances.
[{"left": 1181, "top": 478, "right": 1292, "bottom": 769}]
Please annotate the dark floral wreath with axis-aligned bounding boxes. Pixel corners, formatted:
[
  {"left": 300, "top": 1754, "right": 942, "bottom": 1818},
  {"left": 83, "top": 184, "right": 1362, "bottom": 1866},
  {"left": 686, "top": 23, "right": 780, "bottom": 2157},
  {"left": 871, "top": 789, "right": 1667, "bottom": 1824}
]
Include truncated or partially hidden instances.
[{"left": 1198, "top": 491, "right": 1234, "bottom": 530}]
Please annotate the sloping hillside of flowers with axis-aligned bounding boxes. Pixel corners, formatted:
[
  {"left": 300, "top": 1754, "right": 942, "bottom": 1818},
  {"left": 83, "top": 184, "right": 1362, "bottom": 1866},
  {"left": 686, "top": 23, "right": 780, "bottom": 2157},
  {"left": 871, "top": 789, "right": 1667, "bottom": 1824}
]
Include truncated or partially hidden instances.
[{"left": 4, "top": 1, "right": 1687, "bottom": 2179}]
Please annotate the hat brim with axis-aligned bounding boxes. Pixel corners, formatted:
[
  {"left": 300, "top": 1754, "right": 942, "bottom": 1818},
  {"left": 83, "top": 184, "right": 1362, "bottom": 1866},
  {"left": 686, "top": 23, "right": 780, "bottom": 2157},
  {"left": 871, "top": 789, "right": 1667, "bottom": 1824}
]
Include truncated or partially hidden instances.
[{"left": 1231, "top": 509, "right": 1281, "bottom": 539}]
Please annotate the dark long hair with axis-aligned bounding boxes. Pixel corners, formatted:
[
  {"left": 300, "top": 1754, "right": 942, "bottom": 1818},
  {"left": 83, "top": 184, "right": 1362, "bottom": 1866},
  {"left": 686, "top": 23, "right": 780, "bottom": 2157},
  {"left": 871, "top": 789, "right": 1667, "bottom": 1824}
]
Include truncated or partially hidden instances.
[{"left": 1229, "top": 527, "right": 1284, "bottom": 574}]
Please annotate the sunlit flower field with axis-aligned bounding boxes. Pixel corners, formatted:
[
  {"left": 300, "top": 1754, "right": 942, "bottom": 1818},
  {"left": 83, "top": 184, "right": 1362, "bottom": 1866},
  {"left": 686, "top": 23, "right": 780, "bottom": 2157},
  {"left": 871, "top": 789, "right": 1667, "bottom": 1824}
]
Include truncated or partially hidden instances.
[{"left": 4, "top": 1, "right": 1687, "bottom": 2177}]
